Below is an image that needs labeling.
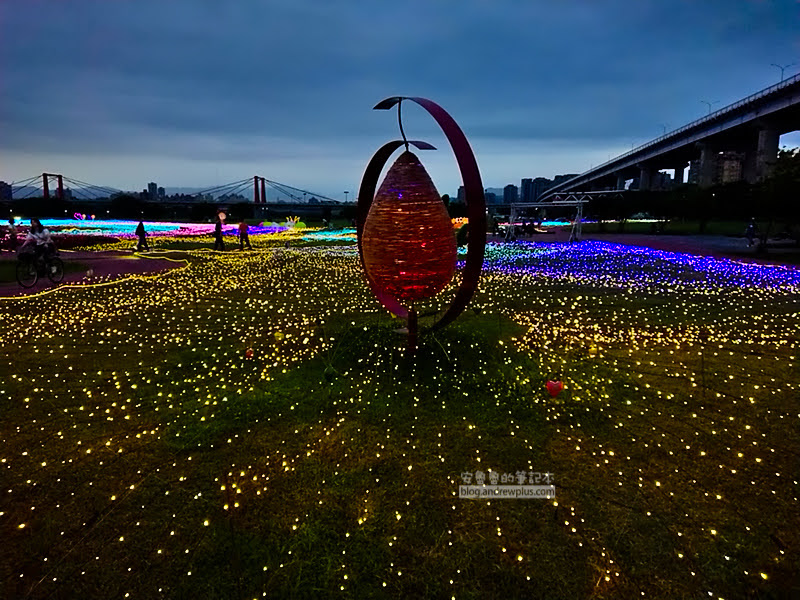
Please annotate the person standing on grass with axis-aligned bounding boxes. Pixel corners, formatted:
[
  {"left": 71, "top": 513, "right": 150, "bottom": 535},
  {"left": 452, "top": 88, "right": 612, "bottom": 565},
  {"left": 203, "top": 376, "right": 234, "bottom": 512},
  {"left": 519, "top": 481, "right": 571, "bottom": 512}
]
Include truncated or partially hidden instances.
[
  {"left": 135, "top": 220, "right": 150, "bottom": 251},
  {"left": 213, "top": 212, "right": 225, "bottom": 251},
  {"left": 238, "top": 220, "right": 252, "bottom": 250}
]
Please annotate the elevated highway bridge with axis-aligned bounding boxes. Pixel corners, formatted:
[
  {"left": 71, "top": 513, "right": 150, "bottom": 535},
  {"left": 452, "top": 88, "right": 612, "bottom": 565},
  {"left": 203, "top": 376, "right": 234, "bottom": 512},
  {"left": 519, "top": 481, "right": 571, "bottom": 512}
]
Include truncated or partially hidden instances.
[{"left": 541, "top": 73, "right": 800, "bottom": 200}]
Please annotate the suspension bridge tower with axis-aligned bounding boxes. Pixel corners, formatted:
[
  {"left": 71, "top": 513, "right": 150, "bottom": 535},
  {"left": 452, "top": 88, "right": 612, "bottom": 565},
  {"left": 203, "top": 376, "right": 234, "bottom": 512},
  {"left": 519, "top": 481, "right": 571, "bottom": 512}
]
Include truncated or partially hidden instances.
[
  {"left": 42, "top": 173, "right": 65, "bottom": 199},
  {"left": 253, "top": 176, "right": 268, "bottom": 221}
]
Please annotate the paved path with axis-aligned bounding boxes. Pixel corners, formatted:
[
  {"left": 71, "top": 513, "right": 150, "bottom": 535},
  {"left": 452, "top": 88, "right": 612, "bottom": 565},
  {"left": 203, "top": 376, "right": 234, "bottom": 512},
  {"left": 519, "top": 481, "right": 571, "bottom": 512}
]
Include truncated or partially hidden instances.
[
  {"left": 1, "top": 232, "right": 797, "bottom": 298},
  {"left": 0, "top": 250, "right": 188, "bottom": 297}
]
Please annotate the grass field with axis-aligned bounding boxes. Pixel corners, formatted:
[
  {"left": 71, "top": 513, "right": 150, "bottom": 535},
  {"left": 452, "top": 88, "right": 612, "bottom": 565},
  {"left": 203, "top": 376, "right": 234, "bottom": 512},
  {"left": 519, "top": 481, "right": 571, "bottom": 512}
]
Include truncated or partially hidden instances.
[{"left": 1, "top": 239, "right": 798, "bottom": 599}]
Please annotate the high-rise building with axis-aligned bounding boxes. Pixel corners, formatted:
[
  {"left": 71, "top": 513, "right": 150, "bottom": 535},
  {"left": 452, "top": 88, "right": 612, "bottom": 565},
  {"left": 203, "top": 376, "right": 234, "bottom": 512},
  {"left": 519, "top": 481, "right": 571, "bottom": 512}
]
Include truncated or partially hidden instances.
[
  {"left": 148, "top": 182, "right": 158, "bottom": 200},
  {"left": 503, "top": 184, "right": 518, "bottom": 204},
  {"left": 520, "top": 178, "right": 533, "bottom": 202},
  {"left": 157, "top": 186, "right": 166, "bottom": 199},
  {"left": 553, "top": 173, "right": 579, "bottom": 186},
  {"left": 531, "top": 177, "right": 552, "bottom": 201},
  {"left": 653, "top": 171, "right": 672, "bottom": 189},
  {"left": 521, "top": 177, "right": 554, "bottom": 202},
  {"left": 484, "top": 191, "right": 497, "bottom": 204},
  {"left": 687, "top": 160, "right": 700, "bottom": 184},
  {"left": 0, "top": 181, "right": 11, "bottom": 201},
  {"left": 456, "top": 186, "right": 466, "bottom": 204}
]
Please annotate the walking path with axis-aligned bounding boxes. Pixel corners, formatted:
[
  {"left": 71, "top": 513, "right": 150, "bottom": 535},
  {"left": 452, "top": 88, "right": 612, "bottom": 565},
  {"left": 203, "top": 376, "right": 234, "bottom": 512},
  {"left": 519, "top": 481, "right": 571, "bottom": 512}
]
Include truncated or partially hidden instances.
[
  {"left": 1, "top": 232, "right": 797, "bottom": 298},
  {"left": 0, "top": 250, "right": 188, "bottom": 298}
]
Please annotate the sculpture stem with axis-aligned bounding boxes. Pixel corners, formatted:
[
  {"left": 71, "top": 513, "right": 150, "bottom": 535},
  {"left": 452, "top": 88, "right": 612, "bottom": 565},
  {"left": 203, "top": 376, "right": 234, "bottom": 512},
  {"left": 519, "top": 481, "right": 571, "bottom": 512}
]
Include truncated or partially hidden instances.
[
  {"left": 397, "top": 99, "right": 409, "bottom": 151},
  {"left": 407, "top": 306, "right": 418, "bottom": 355}
]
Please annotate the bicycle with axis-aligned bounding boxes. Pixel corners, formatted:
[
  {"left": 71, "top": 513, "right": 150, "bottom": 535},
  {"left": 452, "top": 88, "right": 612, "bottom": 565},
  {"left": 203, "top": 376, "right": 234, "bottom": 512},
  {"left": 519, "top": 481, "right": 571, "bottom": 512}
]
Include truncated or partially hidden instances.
[{"left": 16, "top": 251, "right": 64, "bottom": 288}]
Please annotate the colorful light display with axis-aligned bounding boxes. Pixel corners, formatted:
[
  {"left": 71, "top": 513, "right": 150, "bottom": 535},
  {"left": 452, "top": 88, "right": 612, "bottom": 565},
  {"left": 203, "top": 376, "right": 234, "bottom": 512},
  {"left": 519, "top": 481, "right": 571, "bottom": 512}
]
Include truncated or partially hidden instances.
[
  {"left": 0, "top": 238, "right": 797, "bottom": 598},
  {"left": 35, "top": 219, "right": 288, "bottom": 238}
]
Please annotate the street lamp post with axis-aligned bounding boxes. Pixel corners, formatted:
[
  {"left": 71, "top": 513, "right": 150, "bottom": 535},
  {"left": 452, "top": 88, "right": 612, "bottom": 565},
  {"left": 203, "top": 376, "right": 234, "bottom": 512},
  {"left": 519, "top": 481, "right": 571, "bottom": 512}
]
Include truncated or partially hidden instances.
[
  {"left": 700, "top": 100, "right": 719, "bottom": 115},
  {"left": 771, "top": 63, "right": 796, "bottom": 82}
]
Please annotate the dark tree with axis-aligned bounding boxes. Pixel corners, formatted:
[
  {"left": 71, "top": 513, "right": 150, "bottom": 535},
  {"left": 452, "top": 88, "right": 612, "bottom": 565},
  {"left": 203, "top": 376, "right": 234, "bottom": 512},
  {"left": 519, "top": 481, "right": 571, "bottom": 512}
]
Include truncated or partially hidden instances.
[
  {"left": 758, "top": 147, "right": 800, "bottom": 247},
  {"left": 110, "top": 194, "right": 144, "bottom": 219}
]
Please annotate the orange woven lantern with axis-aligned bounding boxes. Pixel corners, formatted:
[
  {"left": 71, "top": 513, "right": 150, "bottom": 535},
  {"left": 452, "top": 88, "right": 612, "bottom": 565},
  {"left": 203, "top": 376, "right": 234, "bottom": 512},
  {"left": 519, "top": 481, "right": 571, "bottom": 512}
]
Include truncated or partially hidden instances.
[{"left": 362, "top": 151, "right": 457, "bottom": 304}]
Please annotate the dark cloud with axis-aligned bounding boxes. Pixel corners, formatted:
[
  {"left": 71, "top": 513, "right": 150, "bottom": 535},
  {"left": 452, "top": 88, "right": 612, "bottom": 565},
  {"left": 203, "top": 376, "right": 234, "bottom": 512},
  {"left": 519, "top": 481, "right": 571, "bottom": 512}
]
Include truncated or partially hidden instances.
[{"left": 1, "top": 0, "right": 798, "bottom": 193}]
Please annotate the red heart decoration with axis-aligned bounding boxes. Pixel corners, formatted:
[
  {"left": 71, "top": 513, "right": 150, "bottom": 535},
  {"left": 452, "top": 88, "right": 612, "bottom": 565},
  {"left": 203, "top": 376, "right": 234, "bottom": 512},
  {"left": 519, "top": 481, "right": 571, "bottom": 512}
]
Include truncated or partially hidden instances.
[
  {"left": 245, "top": 348, "right": 254, "bottom": 359},
  {"left": 546, "top": 380, "right": 563, "bottom": 397}
]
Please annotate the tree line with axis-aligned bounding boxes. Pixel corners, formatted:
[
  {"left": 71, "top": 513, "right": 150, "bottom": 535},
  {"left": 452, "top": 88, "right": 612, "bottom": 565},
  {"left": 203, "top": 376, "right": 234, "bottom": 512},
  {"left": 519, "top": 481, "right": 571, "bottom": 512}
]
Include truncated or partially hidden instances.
[{"left": 573, "top": 147, "right": 800, "bottom": 240}]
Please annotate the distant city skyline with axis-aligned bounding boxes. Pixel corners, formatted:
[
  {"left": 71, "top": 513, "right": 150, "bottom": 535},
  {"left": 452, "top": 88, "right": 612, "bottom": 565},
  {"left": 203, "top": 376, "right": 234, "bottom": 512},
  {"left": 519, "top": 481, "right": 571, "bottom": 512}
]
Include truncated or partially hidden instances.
[{"left": 1, "top": 1, "right": 798, "bottom": 198}]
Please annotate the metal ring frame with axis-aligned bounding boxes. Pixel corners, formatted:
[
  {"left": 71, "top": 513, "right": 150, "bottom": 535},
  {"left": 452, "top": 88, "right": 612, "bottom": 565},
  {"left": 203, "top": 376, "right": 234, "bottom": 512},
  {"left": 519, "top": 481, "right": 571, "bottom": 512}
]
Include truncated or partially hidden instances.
[{"left": 356, "top": 97, "right": 486, "bottom": 332}]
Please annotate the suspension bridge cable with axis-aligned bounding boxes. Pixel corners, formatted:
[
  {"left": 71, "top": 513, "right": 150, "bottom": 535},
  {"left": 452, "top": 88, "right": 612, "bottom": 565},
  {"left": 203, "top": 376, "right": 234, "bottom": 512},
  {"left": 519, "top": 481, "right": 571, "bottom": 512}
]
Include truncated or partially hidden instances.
[
  {"left": 264, "top": 179, "right": 340, "bottom": 203},
  {"left": 194, "top": 178, "right": 252, "bottom": 197},
  {"left": 61, "top": 175, "right": 122, "bottom": 192},
  {"left": 268, "top": 179, "right": 341, "bottom": 203},
  {"left": 64, "top": 181, "right": 120, "bottom": 196},
  {"left": 10, "top": 175, "right": 41, "bottom": 188},
  {"left": 62, "top": 177, "right": 123, "bottom": 197},
  {"left": 216, "top": 180, "right": 253, "bottom": 200},
  {"left": 59, "top": 184, "right": 114, "bottom": 199},
  {"left": 197, "top": 182, "right": 245, "bottom": 198},
  {"left": 62, "top": 183, "right": 115, "bottom": 199},
  {"left": 9, "top": 177, "right": 42, "bottom": 197},
  {"left": 264, "top": 181, "right": 303, "bottom": 202},
  {"left": 68, "top": 187, "right": 97, "bottom": 201},
  {"left": 265, "top": 181, "right": 303, "bottom": 201},
  {"left": 15, "top": 186, "right": 43, "bottom": 200},
  {"left": 196, "top": 180, "right": 247, "bottom": 195}
]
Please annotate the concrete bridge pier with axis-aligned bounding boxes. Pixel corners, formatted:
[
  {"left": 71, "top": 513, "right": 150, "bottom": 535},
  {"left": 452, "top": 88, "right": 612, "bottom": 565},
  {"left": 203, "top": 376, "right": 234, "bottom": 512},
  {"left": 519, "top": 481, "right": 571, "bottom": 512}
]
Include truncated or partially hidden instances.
[
  {"left": 638, "top": 165, "right": 653, "bottom": 191},
  {"left": 732, "top": 125, "right": 779, "bottom": 184},
  {"left": 697, "top": 143, "right": 719, "bottom": 188},
  {"left": 615, "top": 173, "right": 627, "bottom": 190},
  {"left": 756, "top": 127, "right": 779, "bottom": 180},
  {"left": 741, "top": 145, "right": 758, "bottom": 184}
]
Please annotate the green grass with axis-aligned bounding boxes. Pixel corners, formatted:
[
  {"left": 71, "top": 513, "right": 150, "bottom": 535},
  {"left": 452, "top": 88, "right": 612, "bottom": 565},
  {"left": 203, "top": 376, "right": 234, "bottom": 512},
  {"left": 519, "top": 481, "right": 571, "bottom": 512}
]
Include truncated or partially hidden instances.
[{"left": 0, "top": 243, "right": 798, "bottom": 598}]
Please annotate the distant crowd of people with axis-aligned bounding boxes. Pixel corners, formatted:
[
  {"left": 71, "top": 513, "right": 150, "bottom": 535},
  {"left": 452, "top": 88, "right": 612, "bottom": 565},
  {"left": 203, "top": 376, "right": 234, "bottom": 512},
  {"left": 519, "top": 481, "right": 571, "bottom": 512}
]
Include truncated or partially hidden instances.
[
  {"left": 1, "top": 215, "right": 255, "bottom": 257},
  {"left": 1, "top": 215, "right": 786, "bottom": 258},
  {"left": 211, "top": 213, "right": 251, "bottom": 251},
  {"left": 133, "top": 213, "right": 253, "bottom": 253}
]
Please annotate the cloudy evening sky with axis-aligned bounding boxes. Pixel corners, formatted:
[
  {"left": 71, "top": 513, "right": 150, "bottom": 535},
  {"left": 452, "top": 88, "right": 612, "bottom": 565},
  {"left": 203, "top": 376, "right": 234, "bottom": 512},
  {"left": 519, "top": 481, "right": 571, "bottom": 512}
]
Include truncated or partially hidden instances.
[{"left": 1, "top": 0, "right": 799, "bottom": 199}]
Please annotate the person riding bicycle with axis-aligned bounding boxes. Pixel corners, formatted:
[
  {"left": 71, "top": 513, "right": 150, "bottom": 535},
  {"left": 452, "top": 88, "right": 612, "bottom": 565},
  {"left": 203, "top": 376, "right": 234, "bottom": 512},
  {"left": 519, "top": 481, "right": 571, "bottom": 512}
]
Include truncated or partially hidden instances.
[{"left": 20, "top": 218, "right": 57, "bottom": 262}]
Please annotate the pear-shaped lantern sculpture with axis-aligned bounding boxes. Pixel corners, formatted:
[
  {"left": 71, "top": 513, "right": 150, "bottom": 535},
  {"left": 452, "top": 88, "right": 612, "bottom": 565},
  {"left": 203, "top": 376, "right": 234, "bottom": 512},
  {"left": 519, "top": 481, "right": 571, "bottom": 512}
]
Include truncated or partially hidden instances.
[
  {"left": 357, "top": 96, "right": 487, "bottom": 355},
  {"left": 362, "top": 151, "right": 457, "bottom": 305}
]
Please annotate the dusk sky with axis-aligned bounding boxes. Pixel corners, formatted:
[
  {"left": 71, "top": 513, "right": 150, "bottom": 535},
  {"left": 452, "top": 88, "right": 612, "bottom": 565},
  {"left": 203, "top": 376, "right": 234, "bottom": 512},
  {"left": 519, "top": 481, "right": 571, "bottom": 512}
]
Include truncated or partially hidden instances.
[{"left": 1, "top": 0, "right": 799, "bottom": 199}]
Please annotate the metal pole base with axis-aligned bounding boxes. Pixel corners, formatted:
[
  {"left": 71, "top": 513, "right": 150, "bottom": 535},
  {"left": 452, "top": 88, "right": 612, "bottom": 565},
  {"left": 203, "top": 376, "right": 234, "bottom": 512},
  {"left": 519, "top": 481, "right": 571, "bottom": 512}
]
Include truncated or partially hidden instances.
[{"left": 407, "top": 307, "right": 418, "bottom": 355}]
